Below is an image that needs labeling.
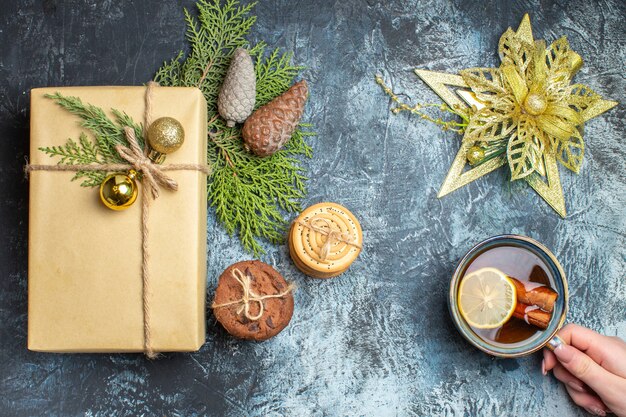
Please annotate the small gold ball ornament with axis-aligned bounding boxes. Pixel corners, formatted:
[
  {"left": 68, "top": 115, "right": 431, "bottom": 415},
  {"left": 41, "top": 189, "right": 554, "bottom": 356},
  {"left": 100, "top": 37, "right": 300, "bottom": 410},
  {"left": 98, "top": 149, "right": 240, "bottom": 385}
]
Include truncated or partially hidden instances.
[
  {"left": 466, "top": 146, "right": 485, "bottom": 166},
  {"left": 147, "top": 117, "right": 185, "bottom": 163},
  {"left": 523, "top": 92, "right": 548, "bottom": 116},
  {"left": 99, "top": 170, "right": 139, "bottom": 210}
]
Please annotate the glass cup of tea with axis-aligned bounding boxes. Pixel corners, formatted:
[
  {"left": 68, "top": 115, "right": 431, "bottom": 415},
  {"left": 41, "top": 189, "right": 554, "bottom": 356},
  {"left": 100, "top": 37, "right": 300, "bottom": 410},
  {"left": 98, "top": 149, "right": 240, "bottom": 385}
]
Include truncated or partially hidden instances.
[{"left": 449, "top": 235, "right": 568, "bottom": 357}]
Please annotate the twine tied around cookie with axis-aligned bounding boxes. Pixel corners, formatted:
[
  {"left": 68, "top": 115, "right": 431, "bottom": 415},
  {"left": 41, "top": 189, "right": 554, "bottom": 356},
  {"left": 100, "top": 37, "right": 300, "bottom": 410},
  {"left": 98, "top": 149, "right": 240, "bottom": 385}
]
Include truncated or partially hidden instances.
[
  {"left": 24, "top": 81, "right": 211, "bottom": 359},
  {"left": 212, "top": 268, "right": 295, "bottom": 321},
  {"left": 297, "top": 216, "right": 362, "bottom": 261}
]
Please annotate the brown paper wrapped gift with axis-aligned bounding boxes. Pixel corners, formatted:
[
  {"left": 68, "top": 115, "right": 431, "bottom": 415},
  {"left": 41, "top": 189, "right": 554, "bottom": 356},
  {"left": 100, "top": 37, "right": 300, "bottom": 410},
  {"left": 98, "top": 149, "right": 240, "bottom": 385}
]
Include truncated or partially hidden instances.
[{"left": 28, "top": 86, "right": 207, "bottom": 353}]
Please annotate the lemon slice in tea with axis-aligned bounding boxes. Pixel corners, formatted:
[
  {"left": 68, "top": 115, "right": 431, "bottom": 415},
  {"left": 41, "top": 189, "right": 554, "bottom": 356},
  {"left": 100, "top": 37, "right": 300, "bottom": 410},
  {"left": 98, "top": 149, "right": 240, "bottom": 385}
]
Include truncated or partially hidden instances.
[{"left": 458, "top": 267, "right": 517, "bottom": 329}]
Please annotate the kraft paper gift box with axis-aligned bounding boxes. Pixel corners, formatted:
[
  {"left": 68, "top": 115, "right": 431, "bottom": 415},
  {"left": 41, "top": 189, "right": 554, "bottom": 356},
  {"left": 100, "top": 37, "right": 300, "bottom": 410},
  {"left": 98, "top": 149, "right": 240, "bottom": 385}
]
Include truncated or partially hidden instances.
[{"left": 28, "top": 86, "right": 207, "bottom": 353}]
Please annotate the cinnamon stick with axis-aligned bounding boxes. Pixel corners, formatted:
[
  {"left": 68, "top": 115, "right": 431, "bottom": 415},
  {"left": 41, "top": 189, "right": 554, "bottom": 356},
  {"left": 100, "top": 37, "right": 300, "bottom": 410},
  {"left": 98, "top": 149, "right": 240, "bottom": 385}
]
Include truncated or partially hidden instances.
[
  {"left": 513, "top": 303, "right": 552, "bottom": 330},
  {"left": 509, "top": 277, "right": 558, "bottom": 313}
]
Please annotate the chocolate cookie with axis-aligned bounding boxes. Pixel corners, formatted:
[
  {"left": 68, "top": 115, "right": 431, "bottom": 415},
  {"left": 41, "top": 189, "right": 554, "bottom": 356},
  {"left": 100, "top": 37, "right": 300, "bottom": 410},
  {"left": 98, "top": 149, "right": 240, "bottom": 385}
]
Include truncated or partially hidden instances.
[{"left": 212, "top": 260, "right": 294, "bottom": 341}]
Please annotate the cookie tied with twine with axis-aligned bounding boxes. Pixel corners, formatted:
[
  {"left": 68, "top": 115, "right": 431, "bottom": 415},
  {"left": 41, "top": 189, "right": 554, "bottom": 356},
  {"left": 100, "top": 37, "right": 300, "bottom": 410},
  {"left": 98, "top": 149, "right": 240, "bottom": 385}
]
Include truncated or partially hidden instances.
[
  {"left": 212, "top": 261, "right": 295, "bottom": 341},
  {"left": 289, "top": 202, "right": 363, "bottom": 278}
]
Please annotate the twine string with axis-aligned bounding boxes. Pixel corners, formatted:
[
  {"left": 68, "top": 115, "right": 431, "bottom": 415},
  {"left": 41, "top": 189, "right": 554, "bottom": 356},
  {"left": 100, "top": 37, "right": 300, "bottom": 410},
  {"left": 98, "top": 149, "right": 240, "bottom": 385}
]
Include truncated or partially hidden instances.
[
  {"left": 212, "top": 268, "right": 295, "bottom": 321},
  {"left": 115, "top": 126, "right": 178, "bottom": 199},
  {"left": 24, "top": 162, "right": 211, "bottom": 175},
  {"left": 139, "top": 81, "right": 156, "bottom": 359},
  {"left": 24, "top": 81, "right": 211, "bottom": 359},
  {"left": 297, "top": 216, "right": 362, "bottom": 261}
]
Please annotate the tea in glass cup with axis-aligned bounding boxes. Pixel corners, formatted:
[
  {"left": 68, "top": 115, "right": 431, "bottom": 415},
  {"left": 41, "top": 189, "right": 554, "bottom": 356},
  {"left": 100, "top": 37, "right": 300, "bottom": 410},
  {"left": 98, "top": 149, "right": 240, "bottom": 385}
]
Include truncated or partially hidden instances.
[{"left": 449, "top": 235, "right": 568, "bottom": 357}]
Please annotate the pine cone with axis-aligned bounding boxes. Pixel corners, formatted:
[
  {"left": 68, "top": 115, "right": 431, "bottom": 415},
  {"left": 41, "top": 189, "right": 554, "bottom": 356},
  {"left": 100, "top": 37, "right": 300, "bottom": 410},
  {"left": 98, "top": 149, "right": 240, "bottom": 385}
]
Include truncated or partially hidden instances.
[
  {"left": 242, "top": 80, "right": 309, "bottom": 157},
  {"left": 218, "top": 48, "right": 256, "bottom": 127}
]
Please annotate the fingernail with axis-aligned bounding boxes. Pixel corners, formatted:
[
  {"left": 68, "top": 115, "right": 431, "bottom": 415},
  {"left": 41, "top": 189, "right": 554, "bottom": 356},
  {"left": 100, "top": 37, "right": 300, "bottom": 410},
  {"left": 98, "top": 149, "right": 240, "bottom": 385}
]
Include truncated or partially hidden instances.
[
  {"left": 541, "top": 359, "right": 547, "bottom": 375},
  {"left": 567, "top": 381, "right": 585, "bottom": 392},
  {"left": 553, "top": 343, "right": 575, "bottom": 363},
  {"left": 590, "top": 407, "right": 606, "bottom": 416}
]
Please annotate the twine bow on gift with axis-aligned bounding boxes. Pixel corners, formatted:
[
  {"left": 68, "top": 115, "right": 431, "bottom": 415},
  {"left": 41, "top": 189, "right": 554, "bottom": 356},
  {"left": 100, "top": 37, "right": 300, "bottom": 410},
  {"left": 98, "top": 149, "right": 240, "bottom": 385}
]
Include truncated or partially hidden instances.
[
  {"left": 116, "top": 126, "right": 178, "bottom": 199},
  {"left": 25, "top": 81, "right": 211, "bottom": 359},
  {"left": 297, "top": 216, "right": 361, "bottom": 261},
  {"left": 212, "top": 268, "right": 295, "bottom": 321}
]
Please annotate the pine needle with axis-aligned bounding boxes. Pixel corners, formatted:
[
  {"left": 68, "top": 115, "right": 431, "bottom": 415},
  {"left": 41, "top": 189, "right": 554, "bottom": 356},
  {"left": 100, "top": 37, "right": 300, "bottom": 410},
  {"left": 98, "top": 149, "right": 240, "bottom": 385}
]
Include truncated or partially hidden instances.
[
  {"left": 155, "top": 0, "right": 314, "bottom": 256},
  {"left": 40, "top": 93, "right": 144, "bottom": 187}
]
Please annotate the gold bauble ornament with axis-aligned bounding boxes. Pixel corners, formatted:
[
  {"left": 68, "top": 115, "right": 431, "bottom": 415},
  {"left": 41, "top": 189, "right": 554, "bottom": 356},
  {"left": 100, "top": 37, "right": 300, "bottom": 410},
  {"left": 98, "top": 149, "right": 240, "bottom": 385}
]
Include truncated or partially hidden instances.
[
  {"left": 523, "top": 92, "right": 548, "bottom": 116},
  {"left": 147, "top": 117, "right": 184, "bottom": 163},
  {"left": 466, "top": 146, "right": 485, "bottom": 166},
  {"left": 99, "top": 169, "right": 138, "bottom": 210}
]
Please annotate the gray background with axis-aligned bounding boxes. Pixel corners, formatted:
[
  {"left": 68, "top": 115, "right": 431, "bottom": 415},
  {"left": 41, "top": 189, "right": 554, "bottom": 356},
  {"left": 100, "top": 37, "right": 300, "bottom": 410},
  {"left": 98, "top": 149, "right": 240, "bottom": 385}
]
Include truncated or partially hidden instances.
[{"left": 1, "top": 0, "right": 624, "bottom": 416}]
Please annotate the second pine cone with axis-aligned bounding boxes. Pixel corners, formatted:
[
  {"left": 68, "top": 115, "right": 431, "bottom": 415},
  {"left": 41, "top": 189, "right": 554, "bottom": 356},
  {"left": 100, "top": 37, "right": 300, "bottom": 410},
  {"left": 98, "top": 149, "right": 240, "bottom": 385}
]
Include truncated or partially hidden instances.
[{"left": 242, "top": 80, "right": 308, "bottom": 157}]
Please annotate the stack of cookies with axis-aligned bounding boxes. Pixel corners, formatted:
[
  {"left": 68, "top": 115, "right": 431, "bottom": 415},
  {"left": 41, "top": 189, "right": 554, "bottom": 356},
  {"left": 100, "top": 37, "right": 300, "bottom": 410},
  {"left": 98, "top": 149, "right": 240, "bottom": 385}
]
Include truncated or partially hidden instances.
[
  {"left": 289, "top": 202, "right": 363, "bottom": 278},
  {"left": 212, "top": 260, "right": 295, "bottom": 341}
]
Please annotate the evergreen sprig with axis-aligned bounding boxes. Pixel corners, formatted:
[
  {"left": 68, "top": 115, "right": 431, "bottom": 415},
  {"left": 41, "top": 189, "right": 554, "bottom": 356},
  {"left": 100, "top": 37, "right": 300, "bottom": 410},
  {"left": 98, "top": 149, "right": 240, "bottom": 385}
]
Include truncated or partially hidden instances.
[
  {"left": 40, "top": 93, "right": 143, "bottom": 187},
  {"left": 155, "top": 0, "right": 314, "bottom": 256}
]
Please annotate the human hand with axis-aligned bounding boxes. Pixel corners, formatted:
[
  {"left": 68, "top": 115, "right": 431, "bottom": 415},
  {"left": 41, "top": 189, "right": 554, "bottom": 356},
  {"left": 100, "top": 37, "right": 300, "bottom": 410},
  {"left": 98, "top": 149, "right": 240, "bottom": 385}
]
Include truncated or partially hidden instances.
[{"left": 542, "top": 324, "right": 626, "bottom": 416}]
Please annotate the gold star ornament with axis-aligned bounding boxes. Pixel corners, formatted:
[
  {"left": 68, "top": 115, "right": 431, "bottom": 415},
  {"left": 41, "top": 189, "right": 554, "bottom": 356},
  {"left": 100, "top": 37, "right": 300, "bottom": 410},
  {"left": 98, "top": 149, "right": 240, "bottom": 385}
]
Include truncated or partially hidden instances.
[{"left": 415, "top": 14, "right": 617, "bottom": 217}]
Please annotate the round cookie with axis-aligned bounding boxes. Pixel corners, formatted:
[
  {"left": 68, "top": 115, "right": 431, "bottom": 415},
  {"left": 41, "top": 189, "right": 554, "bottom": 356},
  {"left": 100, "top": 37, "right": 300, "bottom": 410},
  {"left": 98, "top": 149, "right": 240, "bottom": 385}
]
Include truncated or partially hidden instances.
[
  {"left": 288, "top": 227, "right": 342, "bottom": 278},
  {"left": 212, "top": 260, "right": 294, "bottom": 341},
  {"left": 289, "top": 202, "right": 363, "bottom": 278}
]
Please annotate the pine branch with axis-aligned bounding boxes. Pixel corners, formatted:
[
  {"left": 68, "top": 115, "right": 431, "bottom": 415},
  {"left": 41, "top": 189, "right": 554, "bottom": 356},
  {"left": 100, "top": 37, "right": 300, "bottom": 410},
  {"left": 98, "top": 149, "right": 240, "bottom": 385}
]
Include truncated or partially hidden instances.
[
  {"left": 44, "top": 92, "right": 145, "bottom": 160},
  {"left": 39, "top": 133, "right": 107, "bottom": 187},
  {"left": 40, "top": 93, "right": 145, "bottom": 187},
  {"left": 155, "top": 0, "right": 314, "bottom": 256}
]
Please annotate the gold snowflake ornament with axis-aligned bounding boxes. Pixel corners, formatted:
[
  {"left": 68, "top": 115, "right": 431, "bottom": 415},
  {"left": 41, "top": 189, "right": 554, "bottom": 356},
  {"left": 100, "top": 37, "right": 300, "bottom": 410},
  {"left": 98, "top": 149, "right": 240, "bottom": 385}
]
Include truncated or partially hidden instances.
[{"left": 416, "top": 14, "right": 617, "bottom": 217}]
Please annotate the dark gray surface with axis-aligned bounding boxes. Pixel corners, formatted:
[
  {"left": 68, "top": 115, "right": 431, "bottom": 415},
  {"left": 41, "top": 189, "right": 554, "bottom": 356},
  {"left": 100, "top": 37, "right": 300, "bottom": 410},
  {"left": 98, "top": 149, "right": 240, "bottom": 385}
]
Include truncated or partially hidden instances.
[{"left": 1, "top": 0, "right": 624, "bottom": 416}]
